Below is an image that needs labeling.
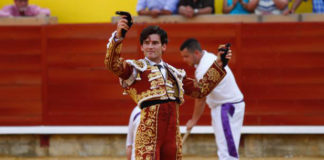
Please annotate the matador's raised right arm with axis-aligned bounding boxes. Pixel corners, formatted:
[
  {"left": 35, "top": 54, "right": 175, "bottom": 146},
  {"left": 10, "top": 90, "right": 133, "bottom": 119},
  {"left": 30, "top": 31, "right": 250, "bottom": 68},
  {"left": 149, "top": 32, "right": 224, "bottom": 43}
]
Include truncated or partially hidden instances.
[{"left": 104, "top": 32, "right": 133, "bottom": 80}]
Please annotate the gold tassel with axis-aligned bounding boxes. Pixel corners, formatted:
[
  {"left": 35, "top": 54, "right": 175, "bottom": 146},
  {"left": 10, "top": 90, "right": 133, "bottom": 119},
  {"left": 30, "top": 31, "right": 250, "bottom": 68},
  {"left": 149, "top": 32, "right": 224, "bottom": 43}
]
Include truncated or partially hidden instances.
[
  {"left": 136, "top": 73, "right": 141, "bottom": 80},
  {"left": 122, "top": 89, "right": 128, "bottom": 95}
]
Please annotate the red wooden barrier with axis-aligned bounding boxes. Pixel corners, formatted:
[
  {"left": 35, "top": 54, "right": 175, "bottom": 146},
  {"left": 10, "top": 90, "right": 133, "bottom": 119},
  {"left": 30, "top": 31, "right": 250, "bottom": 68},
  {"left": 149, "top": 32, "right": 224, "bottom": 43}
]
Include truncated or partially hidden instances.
[
  {"left": 0, "top": 26, "right": 43, "bottom": 125},
  {"left": 0, "top": 22, "right": 323, "bottom": 126}
]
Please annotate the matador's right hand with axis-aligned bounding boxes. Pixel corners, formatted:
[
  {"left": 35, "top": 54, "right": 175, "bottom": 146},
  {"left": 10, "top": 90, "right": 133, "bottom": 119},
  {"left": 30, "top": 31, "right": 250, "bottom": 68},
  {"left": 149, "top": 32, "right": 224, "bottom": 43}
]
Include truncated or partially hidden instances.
[{"left": 116, "top": 17, "right": 130, "bottom": 39}]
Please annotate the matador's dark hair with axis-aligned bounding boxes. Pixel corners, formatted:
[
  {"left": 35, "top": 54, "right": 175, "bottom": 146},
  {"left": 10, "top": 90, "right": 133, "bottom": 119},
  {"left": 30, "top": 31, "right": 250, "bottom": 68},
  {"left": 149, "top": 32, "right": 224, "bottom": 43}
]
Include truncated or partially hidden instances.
[
  {"left": 180, "top": 38, "right": 202, "bottom": 53},
  {"left": 140, "top": 25, "right": 168, "bottom": 45}
]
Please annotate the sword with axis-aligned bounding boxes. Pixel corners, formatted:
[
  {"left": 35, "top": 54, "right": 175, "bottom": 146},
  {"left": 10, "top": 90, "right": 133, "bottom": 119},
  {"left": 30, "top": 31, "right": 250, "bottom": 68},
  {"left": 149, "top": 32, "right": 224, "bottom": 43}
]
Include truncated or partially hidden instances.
[{"left": 182, "top": 129, "right": 191, "bottom": 144}]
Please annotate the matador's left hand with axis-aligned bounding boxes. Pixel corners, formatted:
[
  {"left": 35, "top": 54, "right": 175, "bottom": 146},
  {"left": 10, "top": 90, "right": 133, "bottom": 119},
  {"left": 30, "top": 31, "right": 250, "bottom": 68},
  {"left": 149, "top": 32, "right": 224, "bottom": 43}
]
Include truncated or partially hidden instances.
[{"left": 216, "top": 44, "right": 232, "bottom": 68}]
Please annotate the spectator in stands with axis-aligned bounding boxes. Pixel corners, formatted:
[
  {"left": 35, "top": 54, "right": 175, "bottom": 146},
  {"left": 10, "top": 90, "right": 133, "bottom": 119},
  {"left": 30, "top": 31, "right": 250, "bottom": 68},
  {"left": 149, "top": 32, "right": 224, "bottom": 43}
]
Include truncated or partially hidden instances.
[
  {"left": 239, "top": 0, "right": 289, "bottom": 15},
  {"left": 178, "top": 0, "right": 214, "bottom": 18},
  {"left": 284, "top": 0, "right": 324, "bottom": 14},
  {"left": 0, "top": 10, "right": 10, "bottom": 17},
  {"left": 126, "top": 106, "right": 141, "bottom": 160},
  {"left": 223, "top": 0, "right": 250, "bottom": 14},
  {"left": 0, "top": 0, "right": 50, "bottom": 17},
  {"left": 136, "top": 0, "right": 179, "bottom": 18}
]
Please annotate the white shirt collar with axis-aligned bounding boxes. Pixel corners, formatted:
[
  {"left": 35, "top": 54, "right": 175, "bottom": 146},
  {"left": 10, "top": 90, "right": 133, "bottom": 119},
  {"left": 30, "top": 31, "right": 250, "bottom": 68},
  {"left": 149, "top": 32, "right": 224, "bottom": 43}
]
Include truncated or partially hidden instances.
[
  {"left": 145, "top": 57, "right": 167, "bottom": 79},
  {"left": 145, "top": 57, "right": 164, "bottom": 68}
]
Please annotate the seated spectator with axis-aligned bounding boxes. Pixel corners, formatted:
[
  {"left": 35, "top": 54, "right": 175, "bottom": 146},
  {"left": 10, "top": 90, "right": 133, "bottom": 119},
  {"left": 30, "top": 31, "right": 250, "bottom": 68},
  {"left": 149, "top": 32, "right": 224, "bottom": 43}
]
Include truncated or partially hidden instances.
[
  {"left": 0, "top": 0, "right": 50, "bottom": 17},
  {"left": 178, "top": 0, "right": 214, "bottom": 18},
  {"left": 136, "top": 0, "right": 179, "bottom": 18},
  {"left": 284, "top": 0, "right": 324, "bottom": 14},
  {"left": 239, "top": 0, "right": 288, "bottom": 15},
  {"left": 0, "top": 10, "right": 10, "bottom": 17},
  {"left": 223, "top": 0, "right": 250, "bottom": 14}
]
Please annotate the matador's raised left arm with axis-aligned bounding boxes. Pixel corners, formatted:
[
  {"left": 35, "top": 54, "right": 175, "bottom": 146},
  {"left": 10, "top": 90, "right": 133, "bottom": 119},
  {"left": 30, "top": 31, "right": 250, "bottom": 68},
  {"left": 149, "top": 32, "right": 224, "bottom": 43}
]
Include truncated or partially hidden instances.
[{"left": 183, "top": 61, "right": 226, "bottom": 98}]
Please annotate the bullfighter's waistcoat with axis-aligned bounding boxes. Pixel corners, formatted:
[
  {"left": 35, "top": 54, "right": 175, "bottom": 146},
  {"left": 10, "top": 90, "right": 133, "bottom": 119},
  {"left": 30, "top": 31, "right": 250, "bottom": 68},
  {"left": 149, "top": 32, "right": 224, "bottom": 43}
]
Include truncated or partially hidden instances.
[{"left": 120, "top": 59, "right": 186, "bottom": 108}]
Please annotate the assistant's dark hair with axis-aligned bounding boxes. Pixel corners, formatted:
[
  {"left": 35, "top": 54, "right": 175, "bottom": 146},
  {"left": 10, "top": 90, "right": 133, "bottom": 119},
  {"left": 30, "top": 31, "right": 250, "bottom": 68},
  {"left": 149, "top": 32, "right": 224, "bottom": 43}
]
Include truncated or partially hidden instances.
[
  {"left": 140, "top": 25, "right": 168, "bottom": 45},
  {"left": 180, "top": 38, "right": 202, "bottom": 53}
]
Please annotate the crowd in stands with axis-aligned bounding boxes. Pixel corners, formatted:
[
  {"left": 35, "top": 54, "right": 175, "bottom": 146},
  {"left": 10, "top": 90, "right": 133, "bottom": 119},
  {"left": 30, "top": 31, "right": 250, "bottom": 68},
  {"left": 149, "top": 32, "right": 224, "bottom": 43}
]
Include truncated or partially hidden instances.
[
  {"left": 136, "top": 0, "right": 323, "bottom": 17},
  {"left": 284, "top": 0, "right": 324, "bottom": 14},
  {"left": 0, "top": 0, "right": 322, "bottom": 18}
]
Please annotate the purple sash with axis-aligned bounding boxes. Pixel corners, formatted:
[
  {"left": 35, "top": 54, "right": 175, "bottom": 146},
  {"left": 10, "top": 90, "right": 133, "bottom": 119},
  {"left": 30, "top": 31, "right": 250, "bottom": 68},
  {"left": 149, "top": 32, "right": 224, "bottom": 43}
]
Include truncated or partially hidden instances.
[{"left": 221, "top": 103, "right": 238, "bottom": 158}]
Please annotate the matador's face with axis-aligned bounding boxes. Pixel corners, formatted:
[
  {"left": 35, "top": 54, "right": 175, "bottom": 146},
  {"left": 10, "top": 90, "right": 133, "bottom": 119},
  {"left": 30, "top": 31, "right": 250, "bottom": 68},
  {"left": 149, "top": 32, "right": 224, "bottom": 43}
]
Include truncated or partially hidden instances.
[{"left": 141, "top": 34, "right": 166, "bottom": 63}]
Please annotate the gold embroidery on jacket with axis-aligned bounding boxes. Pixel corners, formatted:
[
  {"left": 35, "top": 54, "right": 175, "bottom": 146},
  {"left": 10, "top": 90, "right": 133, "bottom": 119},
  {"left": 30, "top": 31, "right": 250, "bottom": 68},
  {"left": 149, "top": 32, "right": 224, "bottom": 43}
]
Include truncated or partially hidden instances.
[
  {"left": 135, "top": 104, "right": 159, "bottom": 160},
  {"left": 123, "top": 62, "right": 189, "bottom": 106},
  {"left": 201, "top": 83, "right": 210, "bottom": 95},
  {"left": 176, "top": 104, "right": 182, "bottom": 160},
  {"left": 105, "top": 39, "right": 124, "bottom": 76},
  {"left": 207, "top": 68, "right": 220, "bottom": 82},
  {"left": 112, "top": 56, "right": 124, "bottom": 76},
  {"left": 150, "top": 78, "right": 164, "bottom": 89},
  {"left": 148, "top": 71, "right": 163, "bottom": 81},
  {"left": 127, "top": 88, "right": 138, "bottom": 102},
  {"left": 137, "top": 88, "right": 167, "bottom": 103},
  {"left": 134, "top": 60, "right": 144, "bottom": 68}
]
